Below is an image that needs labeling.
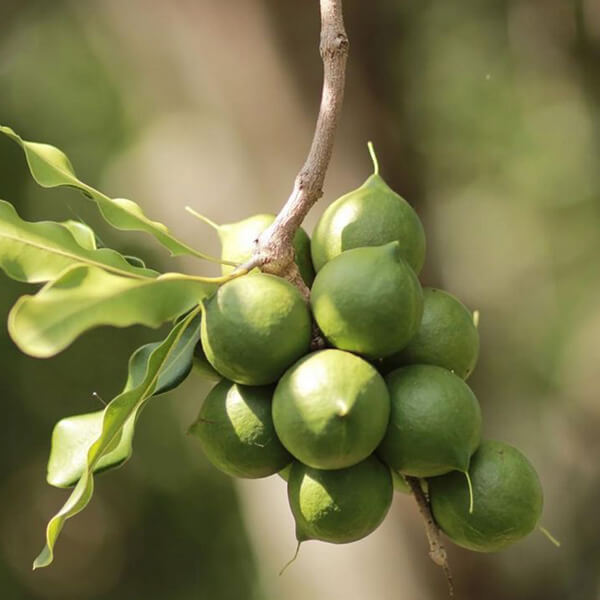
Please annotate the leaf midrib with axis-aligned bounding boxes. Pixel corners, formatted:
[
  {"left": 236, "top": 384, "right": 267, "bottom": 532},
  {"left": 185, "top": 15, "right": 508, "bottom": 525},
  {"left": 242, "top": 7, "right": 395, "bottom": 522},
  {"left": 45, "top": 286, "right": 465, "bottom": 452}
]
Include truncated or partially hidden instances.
[
  {"left": 89, "top": 312, "right": 198, "bottom": 471},
  {"left": 0, "top": 229, "right": 152, "bottom": 281},
  {"left": 158, "top": 329, "right": 198, "bottom": 386},
  {"left": 14, "top": 273, "right": 197, "bottom": 349},
  {"left": 97, "top": 312, "right": 197, "bottom": 459},
  {"left": 2, "top": 127, "right": 227, "bottom": 264},
  {"left": 36, "top": 310, "right": 199, "bottom": 568}
]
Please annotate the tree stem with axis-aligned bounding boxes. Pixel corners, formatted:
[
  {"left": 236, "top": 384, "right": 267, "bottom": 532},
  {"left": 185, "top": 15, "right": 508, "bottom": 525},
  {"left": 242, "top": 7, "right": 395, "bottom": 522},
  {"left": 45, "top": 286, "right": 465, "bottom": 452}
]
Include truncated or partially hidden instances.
[
  {"left": 236, "top": 6, "right": 456, "bottom": 593},
  {"left": 406, "top": 476, "right": 455, "bottom": 597},
  {"left": 239, "top": 0, "right": 349, "bottom": 294}
]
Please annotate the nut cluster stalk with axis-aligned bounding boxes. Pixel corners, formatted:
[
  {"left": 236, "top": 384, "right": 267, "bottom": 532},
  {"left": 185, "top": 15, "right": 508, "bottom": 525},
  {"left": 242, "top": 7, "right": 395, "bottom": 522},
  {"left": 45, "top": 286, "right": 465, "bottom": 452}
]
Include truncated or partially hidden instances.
[
  {"left": 239, "top": 0, "right": 348, "bottom": 300},
  {"left": 240, "top": 2, "right": 454, "bottom": 592}
]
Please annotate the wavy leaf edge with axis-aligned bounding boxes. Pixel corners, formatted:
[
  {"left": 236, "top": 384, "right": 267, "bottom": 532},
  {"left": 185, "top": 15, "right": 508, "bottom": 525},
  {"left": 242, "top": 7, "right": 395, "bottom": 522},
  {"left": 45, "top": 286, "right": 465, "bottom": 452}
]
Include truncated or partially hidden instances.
[
  {"left": 0, "top": 125, "right": 230, "bottom": 264},
  {"left": 33, "top": 308, "right": 202, "bottom": 569}
]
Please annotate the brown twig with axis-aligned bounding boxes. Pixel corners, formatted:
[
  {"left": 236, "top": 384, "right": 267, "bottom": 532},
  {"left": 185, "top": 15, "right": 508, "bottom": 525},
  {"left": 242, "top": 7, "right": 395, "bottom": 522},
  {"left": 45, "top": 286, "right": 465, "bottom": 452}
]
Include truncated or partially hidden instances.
[
  {"left": 236, "top": 5, "right": 455, "bottom": 594},
  {"left": 406, "top": 476, "right": 455, "bottom": 597},
  {"left": 238, "top": 0, "right": 349, "bottom": 295}
]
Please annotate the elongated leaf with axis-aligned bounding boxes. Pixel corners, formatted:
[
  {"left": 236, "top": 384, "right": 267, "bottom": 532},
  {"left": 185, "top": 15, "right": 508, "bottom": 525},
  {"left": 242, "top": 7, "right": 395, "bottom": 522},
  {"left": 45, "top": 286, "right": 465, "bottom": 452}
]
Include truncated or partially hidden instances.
[
  {"left": 60, "top": 220, "right": 97, "bottom": 250},
  {"left": 0, "top": 199, "right": 157, "bottom": 283},
  {"left": 8, "top": 265, "right": 215, "bottom": 357},
  {"left": 34, "top": 310, "right": 200, "bottom": 569},
  {"left": 127, "top": 322, "right": 200, "bottom": 395},
  {"left": 47, "top": 410, "right": 135, "bottom": 488},
  {"left": 47, "top": 314, "right": 201, "bottom": 488},
  {"left": 123, "top": 255, "right": 147, "bottom": 269},
  {"left": 71, "top": 224, "right": 149, "bottom": 269},
  {"left": 0, "top": 126, "right": 225, "bottom": 262}
]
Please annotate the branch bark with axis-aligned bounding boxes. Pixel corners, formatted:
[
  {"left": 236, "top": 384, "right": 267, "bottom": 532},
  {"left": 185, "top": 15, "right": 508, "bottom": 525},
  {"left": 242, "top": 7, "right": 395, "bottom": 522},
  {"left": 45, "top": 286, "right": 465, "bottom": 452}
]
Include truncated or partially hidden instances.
[
  {"left": 236, "top": 4, "right": 456, "bottom": 591},
  {"left": 406, "top": 476, "right": 455, "bottom": 597},
  {"left": 240, "top": 0, "right": 348, "bottom": 298}
]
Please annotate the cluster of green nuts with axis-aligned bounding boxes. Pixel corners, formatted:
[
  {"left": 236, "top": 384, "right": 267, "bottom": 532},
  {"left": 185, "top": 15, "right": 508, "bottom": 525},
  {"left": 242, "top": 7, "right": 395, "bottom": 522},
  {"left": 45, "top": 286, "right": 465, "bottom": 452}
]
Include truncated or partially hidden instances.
[{"left": 190, "top": 146, "right": 544, "bottom": 554}]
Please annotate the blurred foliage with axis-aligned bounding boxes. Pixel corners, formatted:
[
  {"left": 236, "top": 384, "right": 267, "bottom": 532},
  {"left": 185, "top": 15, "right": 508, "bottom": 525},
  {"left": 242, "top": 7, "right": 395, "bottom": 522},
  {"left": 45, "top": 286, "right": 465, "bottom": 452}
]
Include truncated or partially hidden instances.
[{"left": 2, "top": 1, "right": 600, "bottom": 599}]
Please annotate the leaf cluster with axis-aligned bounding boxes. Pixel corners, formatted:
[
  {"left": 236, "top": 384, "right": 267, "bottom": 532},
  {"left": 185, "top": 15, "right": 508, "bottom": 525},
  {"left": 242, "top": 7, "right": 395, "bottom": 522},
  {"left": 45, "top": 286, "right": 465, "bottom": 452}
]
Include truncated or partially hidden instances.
[{"left": 0, "top": 127, "right": 232, "bottom": 568}]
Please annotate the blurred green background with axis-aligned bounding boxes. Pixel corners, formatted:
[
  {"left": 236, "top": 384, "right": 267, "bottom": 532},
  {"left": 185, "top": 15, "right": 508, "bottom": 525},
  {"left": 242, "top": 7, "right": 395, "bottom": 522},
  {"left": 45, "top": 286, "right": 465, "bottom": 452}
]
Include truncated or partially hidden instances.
[{"left": 1, "top": 1, "right": 598, "bottom": 599}]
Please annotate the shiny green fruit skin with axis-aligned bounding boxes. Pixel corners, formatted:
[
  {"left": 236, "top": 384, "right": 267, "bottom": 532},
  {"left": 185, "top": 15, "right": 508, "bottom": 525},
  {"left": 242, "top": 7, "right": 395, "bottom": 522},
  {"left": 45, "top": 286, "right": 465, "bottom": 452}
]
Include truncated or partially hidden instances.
[
  {"left": 311, "top": 242, "right": 423, "bottom": 359},
  {"left": 390, "top": 469, "right": 410, "bottom": 494},
  {"left": 377, "top": 365, "right": 481, "bottom": 477},
  {"left": 219, "top": 214, "right": 315, "bottom": 286},
  {"left": 389, "top": 471, "right": 429, "bottom": 495},
  {"left": 311, "top": 173, "right": 426, "bottom": 274},
  {"left": 201, "top": 273, "right": 312, "bottom": 385},
  {"left": 288, "top": 456, "right": 393, "bottom": 544},
  {"left": 383, "top": 288, "right": 479, "bottom": 379},
  {"left": 429, "top": 440, "right": 543, "bottom": 552},
  {"left": 278, "top": 463, "right": 292, "bottom": 482},
  {"left": 192, "top": 341, "right": 221, "bottom": 381},
  {"left": 272, "top": 349, "right": 390, "bottom": 470},
  {"left": 189, "top": 379, "right": 291, "bottom": 478}
]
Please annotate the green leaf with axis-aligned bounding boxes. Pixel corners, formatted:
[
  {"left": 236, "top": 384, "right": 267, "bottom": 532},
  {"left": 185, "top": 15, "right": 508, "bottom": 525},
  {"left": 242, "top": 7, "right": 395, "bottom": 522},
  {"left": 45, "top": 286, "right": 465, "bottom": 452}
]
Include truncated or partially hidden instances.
[
  {"left": 0, "top": 199, "right": 157, "bottom": 283},
  {"left": 127, "top": 326, "right": 199, "bottom": 395},
  {"left": 8, "top": 265, "right": 215, "bottom": 357},
  {"left": 46, "top": 313, "right": 201, "bottom": 488},
  {"left": 34, "top": 310, "right": 200, "bottom": 569},
  {"left": 60, "top": 220, "right": 97, "bottom": 250},
  {"left": 0, "top": 126, "right": 228, "bottom": 263},
  {"left": 47, "top": 410, "right": 135, "bottom": 488},
  {"left": 123, "top": 255, "right": 147, "bottom": 269}
]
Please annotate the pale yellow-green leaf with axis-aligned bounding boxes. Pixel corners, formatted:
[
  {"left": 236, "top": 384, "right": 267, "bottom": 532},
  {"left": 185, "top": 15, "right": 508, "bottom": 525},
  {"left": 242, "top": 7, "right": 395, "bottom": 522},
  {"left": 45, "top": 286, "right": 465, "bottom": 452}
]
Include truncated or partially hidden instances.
[
  {"left": 0, "top": 126, "right": 227, "bottom": 263},
  {"left": 0, "top": 199, "right": 156, "bottom": 282},
  {"left": 8, "top": 265, "right": 215, "bottom": 357},
  {"left": 47, "top": 410, "right": 135, "bottom": 488},
  {"left": 59, "top": 220, "right": 97, "bottom": 250},
  {"left": 46, "top": 314, "right": 201, "bottom": 488},
  {"left": 34, "top": 311, "right": 200, "bottom": 569}
]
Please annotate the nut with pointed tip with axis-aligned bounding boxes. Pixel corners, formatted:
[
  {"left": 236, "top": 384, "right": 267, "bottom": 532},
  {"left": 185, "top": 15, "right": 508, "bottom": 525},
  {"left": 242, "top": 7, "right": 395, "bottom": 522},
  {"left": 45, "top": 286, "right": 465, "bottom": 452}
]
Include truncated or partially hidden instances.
[
  {"left": 189, "top": 379, "right": 292, "bottom": 479},
  {"left": 288, "top": 456, "right": 393, "bottom": 544},
  {"left": 311, "top": 242, "right": 423, "bottom": 359},
  {"left": 311, "top": 142, "right": 426, "bottom": 274},
  {"left": 272, "top": 349, "right": 390, "bottom": 470},
  {"left": 429, "top": 440, "right": 544, "bottom": 552},
  {"left": 201, "top": 273, "right": 312, "bottom": 385},
  {"left": 377, "top": 364, "right": 481, "bottom": 478}
]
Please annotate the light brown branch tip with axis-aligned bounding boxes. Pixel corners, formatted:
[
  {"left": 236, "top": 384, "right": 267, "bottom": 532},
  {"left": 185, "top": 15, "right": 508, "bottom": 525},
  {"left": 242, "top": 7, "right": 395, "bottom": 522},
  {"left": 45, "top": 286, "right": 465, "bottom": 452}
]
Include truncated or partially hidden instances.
[
  {"left": 241, "top": 3, "right": 455, "bottom": 595},
  {"left": 247, "top": 0, "right": 348, "bottom": 283}
]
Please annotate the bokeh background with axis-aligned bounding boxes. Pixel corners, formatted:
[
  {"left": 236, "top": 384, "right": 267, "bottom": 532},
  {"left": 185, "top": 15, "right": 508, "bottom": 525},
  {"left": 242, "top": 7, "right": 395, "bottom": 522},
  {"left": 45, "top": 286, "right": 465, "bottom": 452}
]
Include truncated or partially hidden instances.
[{"left": 1, "top": 1, "right": 599, "bottom": 598}]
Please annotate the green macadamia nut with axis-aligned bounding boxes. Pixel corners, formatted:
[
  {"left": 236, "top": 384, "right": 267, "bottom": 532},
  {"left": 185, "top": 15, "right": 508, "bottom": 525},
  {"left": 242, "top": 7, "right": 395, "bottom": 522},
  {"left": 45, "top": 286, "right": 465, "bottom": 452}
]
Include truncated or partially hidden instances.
[
  {"left": 377, "top": 364, "right": 481, "bottom": 477},
  {"left": 310, "top": 242, "right": 423, "bottom": 359},
  {"left": 273, "top": 349, "right": 390, "bottom": 470},
  {"left": 189, "top": 379, "right": 291, "bottom": 478},
  {"left": 311, "top": 145, "right": 425, "bottom": 274},
  {"left": 429, "top": 440, "right": 544, "bottom": 552},
  {"left": 192, "top": 340, "right": 221, "bottom": 381},
  {"left": 218, "top": 214, "right": 315, "bottom": 286},
  {"left": 288, "top": 456, "right": 393, "bottom": 544},
  {"left": 390, "top": 469, "right": 411, "bottom": 494},
  {"left": 201, "top": 273, "right": 311, "bottom": 385},
  {"left": 383, "top": 288, "right": 479, "bottom": 379}
]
